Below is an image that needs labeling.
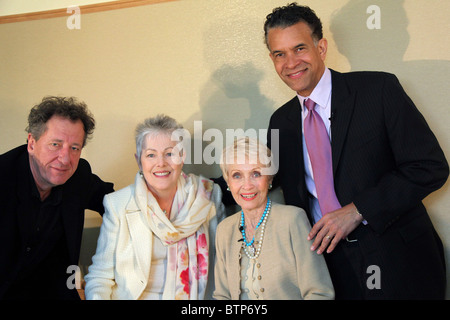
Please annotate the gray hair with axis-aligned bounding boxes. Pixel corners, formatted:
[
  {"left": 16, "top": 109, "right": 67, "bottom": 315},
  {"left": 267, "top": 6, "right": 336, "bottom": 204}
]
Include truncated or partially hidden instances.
[
  {"left": 220, "top": 137, "right": 277, "bottom": 182},
  {"left": 26, "top": 96, "right": 95, "bottom": 147},
  {"left": 135, "top": 114, "right": 184, "bottom": 169}
]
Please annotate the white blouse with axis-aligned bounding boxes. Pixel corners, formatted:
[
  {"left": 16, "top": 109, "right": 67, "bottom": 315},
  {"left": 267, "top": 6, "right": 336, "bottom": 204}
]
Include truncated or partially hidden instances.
[{"left": 139, "top": 234, "right": 167, "bottom": 300}]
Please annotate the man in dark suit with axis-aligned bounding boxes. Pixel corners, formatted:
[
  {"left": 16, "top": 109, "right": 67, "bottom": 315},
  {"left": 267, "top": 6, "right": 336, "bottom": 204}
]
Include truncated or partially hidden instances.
[
  {"left": 0, "top": 96, "right": 114, "bottom": 299},
  {"left": 264, "top": 3, "right": 448, "bottom": 299}
]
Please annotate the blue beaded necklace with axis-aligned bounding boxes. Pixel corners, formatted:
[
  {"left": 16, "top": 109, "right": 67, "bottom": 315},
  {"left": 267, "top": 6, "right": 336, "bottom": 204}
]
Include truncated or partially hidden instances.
[{"left": 240, "top": 198, "right": 271, "bottom": 247}]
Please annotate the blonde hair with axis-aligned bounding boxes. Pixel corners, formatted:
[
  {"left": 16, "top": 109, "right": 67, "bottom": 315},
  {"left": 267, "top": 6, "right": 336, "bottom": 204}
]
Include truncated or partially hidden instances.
[{"left": 220, "top": 136, "right": 277, "bottom": 182}]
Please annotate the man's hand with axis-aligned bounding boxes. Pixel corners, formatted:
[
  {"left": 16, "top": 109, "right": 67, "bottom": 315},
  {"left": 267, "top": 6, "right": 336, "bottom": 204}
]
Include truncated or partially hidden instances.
[{"left": 307, "top": 202, "right": 363, "bottom": 254}]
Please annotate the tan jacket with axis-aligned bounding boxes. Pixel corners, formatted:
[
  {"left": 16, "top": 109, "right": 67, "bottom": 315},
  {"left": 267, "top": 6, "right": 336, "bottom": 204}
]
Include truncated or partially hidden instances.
[{"left": 213, "top": 202, "right": 334, "bottom": 300}]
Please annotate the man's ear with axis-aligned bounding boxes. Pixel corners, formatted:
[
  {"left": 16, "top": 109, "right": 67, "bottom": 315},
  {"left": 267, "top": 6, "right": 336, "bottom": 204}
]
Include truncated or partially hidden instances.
[
  {"left": 317, "top": 38, "right": 328, "bottom": 61},
  {"left": 27, "top": 133, "right": 36, "bottom": 153}
]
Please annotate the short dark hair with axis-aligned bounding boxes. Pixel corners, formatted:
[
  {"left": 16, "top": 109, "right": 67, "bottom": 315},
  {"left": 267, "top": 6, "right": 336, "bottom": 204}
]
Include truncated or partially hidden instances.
[
  {"left": 26, "top": 96, "right": 95, "bottom": 147},
  {"left": 264, "top": 3, "right": 323, "bottom": 49}
]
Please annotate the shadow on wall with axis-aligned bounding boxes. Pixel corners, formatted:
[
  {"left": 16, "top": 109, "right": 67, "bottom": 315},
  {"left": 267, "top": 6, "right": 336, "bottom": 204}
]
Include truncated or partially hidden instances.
[
  {"left": 182, "top": 9, "right": 276, "bottom": 180},
  {"left": 182, "top": 62, "right": 286, "bottom": 215},
  {"left": 182, "top": 62, "right": 275, "bottom": 179},
  {"left": 330, "top": 0, "right": 449, "bottom": 156}
]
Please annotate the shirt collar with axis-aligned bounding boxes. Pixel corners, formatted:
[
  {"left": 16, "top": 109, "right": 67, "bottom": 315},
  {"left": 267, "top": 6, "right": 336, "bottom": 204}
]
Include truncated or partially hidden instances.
[{"left": 297, "top": 67, "right": 332, "bottom": 111}]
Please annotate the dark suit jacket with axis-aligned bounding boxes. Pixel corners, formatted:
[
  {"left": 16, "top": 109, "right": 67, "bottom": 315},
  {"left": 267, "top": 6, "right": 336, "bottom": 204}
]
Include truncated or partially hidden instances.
[
  {"left": 0, "top": 145, "right": 114, "bottom": 299},
  {"left": 267, "top": 70, "right": 449, "bottom": 299}
]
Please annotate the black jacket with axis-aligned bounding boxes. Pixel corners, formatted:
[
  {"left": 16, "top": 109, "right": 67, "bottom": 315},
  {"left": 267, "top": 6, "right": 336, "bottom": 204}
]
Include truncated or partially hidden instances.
[
  {"left": 0, "top": 145, "right": 114, "bottom": 299},
  {"left": 267, "top": 70, "right": 448, "bottom": 299}
]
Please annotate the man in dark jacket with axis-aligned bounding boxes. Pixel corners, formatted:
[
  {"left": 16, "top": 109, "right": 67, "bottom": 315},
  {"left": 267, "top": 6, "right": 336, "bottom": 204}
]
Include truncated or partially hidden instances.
[
  {"left": 264, "top": 3, "right": 448, "bottom": 299},
  {"left": 0, "top": 96, "right": 114, "bottom": 299}
]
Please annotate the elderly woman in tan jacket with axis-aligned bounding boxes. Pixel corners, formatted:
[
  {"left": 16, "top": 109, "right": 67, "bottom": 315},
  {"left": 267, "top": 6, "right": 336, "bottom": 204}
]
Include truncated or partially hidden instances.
[{"left": 213, "top": 137, "right": 334, "bottom": 300}]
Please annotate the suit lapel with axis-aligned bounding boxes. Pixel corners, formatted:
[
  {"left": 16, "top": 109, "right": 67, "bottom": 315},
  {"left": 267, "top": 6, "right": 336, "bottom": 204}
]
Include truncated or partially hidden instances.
[
  {"left": 286, "top": 96, "right": 303, "bottom": 147},
  {"left": 330, "top": 69, "right": 356, "bottom": 174},
  {"left": 284, "top": 97, "right": 311, "bottom": 213},
  {"left": 125, "top": 199, "right": 152, "bottom": 281},
  {"left": 14, "top": 152, "right": 36, "bottom": 246},
  {"left": 286, "top": 97, "right": 307, "bottom": 181}
]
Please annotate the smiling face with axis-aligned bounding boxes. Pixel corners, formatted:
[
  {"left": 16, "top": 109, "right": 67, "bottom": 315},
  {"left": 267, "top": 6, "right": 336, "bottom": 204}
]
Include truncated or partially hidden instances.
[
  {"left": 138, "top": 133, "right": 184, "bottom": 197},
  {"left": 27, "top": 115, "right": 85, "bottom": 194},
  {"left": 268, "top": 21, "right": 327, "bottom": 97},
  {"left": 226, "top": 159, "right": 272, "bottom": 215}
]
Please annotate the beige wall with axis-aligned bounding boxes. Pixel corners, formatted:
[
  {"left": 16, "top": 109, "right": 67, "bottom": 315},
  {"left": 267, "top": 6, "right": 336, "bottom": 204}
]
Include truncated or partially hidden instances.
[
  {"left": 0, "top": 0, "right": 117, "bottom": 16},
  {"left": 1, "top": 0, "right": 449, "bottom": 297}
]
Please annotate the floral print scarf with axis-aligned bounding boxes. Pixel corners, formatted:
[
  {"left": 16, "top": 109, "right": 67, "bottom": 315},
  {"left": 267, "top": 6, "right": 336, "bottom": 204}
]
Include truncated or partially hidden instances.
[{"left": 142, "top": 172, "right": 215, "bottom": 300}]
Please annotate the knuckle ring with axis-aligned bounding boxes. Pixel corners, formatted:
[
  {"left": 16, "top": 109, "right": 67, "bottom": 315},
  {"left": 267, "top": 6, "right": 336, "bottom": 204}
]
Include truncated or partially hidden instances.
[{"left": 325, "top": 235, "right": 331, "bottom": 239}]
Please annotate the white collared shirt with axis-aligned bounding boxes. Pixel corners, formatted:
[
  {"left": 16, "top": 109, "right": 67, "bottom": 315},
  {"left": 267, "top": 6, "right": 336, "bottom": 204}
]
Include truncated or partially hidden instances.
[{"left": 297, "top": 67, "right": 332, "bottom": 224}]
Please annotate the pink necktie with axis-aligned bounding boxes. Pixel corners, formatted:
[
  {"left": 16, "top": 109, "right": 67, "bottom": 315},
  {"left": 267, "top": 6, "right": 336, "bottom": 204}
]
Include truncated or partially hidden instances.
[{"left": 304, "top": 98, "right": 341, "bottom": 215}]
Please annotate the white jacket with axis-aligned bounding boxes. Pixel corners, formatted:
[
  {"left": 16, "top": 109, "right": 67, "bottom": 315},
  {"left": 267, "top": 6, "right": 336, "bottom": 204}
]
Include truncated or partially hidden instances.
[{"left": 84, "top": 174, "right": 224, "bottom": 300}]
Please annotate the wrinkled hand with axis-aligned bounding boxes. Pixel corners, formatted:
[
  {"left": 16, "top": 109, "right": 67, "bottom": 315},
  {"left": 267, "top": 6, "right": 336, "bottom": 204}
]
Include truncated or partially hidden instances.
[{"left": 307, "top": 203, "right": 363, "bottom": 254}]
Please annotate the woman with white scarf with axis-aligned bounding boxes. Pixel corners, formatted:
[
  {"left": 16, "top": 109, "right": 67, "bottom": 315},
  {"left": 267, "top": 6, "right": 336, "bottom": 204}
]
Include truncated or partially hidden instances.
[{"left": 85, "top": 115, "right": 225, "bottom": 300}]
